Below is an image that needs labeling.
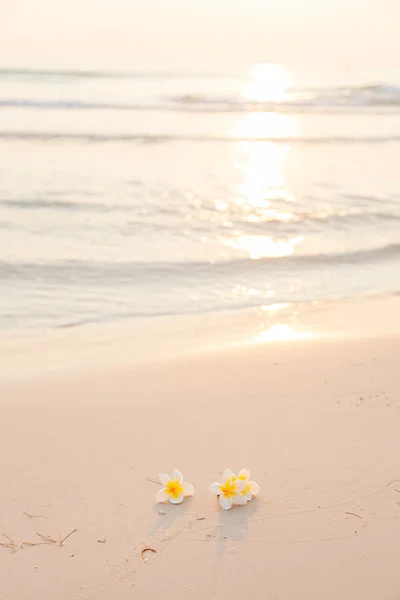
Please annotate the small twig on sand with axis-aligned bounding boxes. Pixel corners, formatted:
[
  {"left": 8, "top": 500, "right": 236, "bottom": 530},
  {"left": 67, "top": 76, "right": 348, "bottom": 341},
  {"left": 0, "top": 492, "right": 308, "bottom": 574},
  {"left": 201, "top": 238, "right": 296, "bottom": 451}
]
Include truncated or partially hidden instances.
[
  {"left": 21, "top": 529, "right": 77, "bottom": 549},
  {"left": 59, "top": 529, "right": 78, "bottom": 546},
  {"left": 22, "top": 541, "right": 53, "bottom": 547},
  {"left": 1, "top": 533, "right": 18, "bottom": 549},
  {"left": 141, "top": 547, "right": 157, "bottom": 560},
  {"left": 0, "top": 533, "right": 18, "bottom": 549},
  {"left": 36, "top": 533, "right": 57, "bottom": 544},
  {"left": 2, "top": 533, "right": 15, "bottom": 545},
  {"left": 22, "top": 511, "right": 48, "bottom": 520},
  {"left": 344, "top": 511, "right": 363, "bottom": 519},
  {"left": 3, "top": 528, "right": 77, "bottom": 550}
]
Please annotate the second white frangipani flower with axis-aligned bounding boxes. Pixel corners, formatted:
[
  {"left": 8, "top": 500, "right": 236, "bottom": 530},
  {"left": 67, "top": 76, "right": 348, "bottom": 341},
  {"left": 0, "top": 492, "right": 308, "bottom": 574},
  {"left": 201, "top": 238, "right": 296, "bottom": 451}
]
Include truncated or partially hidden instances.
[
  {"left": 209, "top": 468, "right": 247, "bottom": 510},
  {"left": 156, "top": 468, "right": 194, "bottom": 504},
  {"left": 234, "top": 468, "right": 260, "bottom": 502}
]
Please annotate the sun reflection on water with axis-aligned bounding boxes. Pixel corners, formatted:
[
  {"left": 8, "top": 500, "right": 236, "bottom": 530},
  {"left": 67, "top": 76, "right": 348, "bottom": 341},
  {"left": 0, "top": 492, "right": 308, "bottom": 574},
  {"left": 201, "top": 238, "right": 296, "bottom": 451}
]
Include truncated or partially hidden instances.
[
  {"left": 223, "top": 94, "right": 303, "bottom": 260},
  {"left": 242, "top": 63, "right": 291, "bottom": 103},
  {"left": 261, "top": 302, "right": 290, "bottom": 313},
  {"left": 235, "top": 141, "right": 289, "bottom": 207},
  {"left": 224, "top": 234, "right": 303, "bottom": 259},
  {"left": 232, "top": 112, "right": 296, "bottom": 141},
  {"left": 259, "top": 324, "right": 312, "bottom": 342},
  {"left": 229, "top": 138, "right": 291, "bottom": 224}
]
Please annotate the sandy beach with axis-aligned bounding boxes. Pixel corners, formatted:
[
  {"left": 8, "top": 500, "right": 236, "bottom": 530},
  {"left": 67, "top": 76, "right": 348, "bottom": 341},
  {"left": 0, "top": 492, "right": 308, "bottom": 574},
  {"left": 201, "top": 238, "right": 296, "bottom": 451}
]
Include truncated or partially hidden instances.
[
  {"left": 1, "top": 333, "right": 400, "bottom": 599},
  {"left": 2, "top": 0, "right": 400, "bottom": 597}
]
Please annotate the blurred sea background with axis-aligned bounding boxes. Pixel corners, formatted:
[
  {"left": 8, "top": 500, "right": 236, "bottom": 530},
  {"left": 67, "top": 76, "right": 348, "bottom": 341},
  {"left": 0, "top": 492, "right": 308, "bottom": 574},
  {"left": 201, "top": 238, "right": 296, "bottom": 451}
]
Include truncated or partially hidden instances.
[{"left": 1, "top": 63, "right": 400, "bottom": 335}]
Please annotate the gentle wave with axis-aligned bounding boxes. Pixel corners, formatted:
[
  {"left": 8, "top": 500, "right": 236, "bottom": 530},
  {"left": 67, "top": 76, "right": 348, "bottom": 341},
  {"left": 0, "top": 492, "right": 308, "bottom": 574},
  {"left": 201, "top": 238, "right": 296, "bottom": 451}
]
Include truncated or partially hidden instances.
[
  {"left": 172, "top": 83, "right": 400, "bottom": 110},
  {"left": 2, "top": 68, "right": 399, "bottom": 107},
  {"left": 1, "top": 67, "right": 400, "bottom": 110},
  {"left": 0, "top": 98, "right": 161, "bottom": 111},
  {"left": 1, "top": 131, "right": 400, "bottom": 145},
  {"left": 3, "top": 90, "right": 400, "bottom": 115},
  {"left": 0, "top": 99, "right": 399, "bottom": 114},
  {"left": 2, "top": 244, "right": 399, "bottom": 281},
  {"left": 0, "top": 198, "right": 137, "bottom": 212},
  {"left": 1, "top": 199, "right": 399, "bottom": 229},
  {"left": 0, "top": 67, "right": 221, "bottom": 80}
]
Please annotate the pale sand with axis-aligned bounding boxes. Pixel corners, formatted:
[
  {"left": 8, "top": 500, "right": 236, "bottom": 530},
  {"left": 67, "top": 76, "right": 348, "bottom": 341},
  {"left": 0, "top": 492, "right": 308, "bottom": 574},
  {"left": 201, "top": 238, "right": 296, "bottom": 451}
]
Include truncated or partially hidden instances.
[
  {"left": 1, "top": 336, "right": 400, "bottom": 599},
  {"left": 1, "top": 294, "right": 400, "bottom": 383}
]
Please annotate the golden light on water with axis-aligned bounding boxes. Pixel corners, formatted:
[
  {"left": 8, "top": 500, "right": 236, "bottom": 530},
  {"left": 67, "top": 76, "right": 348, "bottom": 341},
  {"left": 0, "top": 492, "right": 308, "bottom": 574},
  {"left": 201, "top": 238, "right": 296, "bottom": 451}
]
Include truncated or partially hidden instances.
[
  {"left": 221, "top": 67, "right": 304, "bottom": 263},
  {"left": 230, "top": 135, "right": 292, "bottom": 215},
  {"left": 259, "top": 324, "right": 312, "bottom": 342},
  {"left": 222, "top": 106, "right": 303, "bottom": 260},
  {"left": 261, "top": 302, "right": 290, "bottom": 313},
  {"left": 237, "top": 141, "right": 289, "bottom": 203},
  {"left": 224, "top": 234, "right": 303, "bottom": 259},
  {"left": 232, "top": 112, "right": 296, "bottom": 140},
  {"left": 246, "top": 210, "right": 294, "bottom": 223},
  {"left": 242, "top": 63, "right": 290, "bottom": 103},
  {"left": 256, "top": 304, "right": 313, "bottom": 343}
]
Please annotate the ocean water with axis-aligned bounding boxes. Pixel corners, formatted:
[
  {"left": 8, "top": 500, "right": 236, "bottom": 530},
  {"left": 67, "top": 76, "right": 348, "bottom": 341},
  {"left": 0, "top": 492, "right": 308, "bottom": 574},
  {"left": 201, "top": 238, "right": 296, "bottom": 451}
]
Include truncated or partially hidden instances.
[{"left": 1, "top": 65, "right": 400, "bottom": 331}]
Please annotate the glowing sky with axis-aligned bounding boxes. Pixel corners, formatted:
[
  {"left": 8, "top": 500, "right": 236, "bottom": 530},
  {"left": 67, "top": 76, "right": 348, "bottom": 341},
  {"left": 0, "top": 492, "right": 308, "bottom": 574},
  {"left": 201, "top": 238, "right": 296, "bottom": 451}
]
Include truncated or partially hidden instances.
[{"left": 1, "top": 0, "right": 399, "bottom": 70}]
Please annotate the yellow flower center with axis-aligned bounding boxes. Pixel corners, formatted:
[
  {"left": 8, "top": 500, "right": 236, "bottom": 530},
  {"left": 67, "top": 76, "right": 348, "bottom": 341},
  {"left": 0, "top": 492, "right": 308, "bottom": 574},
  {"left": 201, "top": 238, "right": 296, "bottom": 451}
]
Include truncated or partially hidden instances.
[
  {"left": 242, "top": 483, "right": 251, "bottom": 495},
  {"left": 165, "top": 479, "right": 184, "bottom": 499},
  {"left": 235, "top": 474, "right": 250, "bottom": 496},
  {"left": 220, "top": 479, "right": 237, "bottom": 498}
]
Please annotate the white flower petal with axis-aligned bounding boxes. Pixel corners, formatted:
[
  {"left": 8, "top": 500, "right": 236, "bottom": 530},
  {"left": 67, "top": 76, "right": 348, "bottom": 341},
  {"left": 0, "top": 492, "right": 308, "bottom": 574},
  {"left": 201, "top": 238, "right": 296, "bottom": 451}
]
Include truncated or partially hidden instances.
[
  {"left": 219, "top": 495, "right": 233, "bottom": 510},
  {"left": 249, "top": 481, "right": 260, "bottom": 495},
  {"left": 222, "top": 469, "right": 235, "bottom": 484},
  {"left": 169, "top": 492, "right": 184, "bottom": 504},
  {"left": 156, "top": 488, "right": 168, "bottom": 503},
  {"left": 183, "top": 482, "right": 195, "bottom": 496},
  {"left": 238, "top": 468, "right": 251, "bottom": 480},
  {"left": 210, "top": 482, "right": 222, "bottom": 494},
  {"left": 234, "top": 479, "right": 246, "bottom": 493},
  {"left": 172, "top": 468, "right": 183, "bottom": 484},
  {"left": 244, "top": 491, "right": 253, "bottom": 502},
  {"left": 159, "top": 474, "right": 171, "bottom": 485},
  {"left": 233, "top": 493, "right": 247, "bottom": 505}
]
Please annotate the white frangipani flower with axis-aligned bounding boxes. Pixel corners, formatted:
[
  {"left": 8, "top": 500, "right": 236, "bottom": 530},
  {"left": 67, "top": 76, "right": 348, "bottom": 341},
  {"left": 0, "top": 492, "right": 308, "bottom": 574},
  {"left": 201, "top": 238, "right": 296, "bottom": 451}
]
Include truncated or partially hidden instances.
[
  {"left": 234, "top": 468, "right": 260, "bottom": 502},
  {"left": 156, "top": 468, "right": 194, "bottom": 504},
  {"left": 209, "top": 468, "right": 247, "bottom": 510}
]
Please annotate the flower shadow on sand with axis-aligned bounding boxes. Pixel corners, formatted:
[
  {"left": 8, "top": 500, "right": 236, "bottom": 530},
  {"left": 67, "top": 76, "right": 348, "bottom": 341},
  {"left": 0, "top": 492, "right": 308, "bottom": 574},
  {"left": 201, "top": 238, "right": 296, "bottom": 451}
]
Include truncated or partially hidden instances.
[
  {"left": 149, "top": 497, "right": 194, "bottom": 538},
  {"left": 208, "top": 498, "right": 260, "bottom": 559}
]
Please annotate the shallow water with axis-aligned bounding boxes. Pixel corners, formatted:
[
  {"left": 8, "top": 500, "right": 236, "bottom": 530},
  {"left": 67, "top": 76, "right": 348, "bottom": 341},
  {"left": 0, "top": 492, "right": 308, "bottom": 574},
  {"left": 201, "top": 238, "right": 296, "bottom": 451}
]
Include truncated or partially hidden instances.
[{"left": 1, "top": 66, "right": 400, "bottom": 330}]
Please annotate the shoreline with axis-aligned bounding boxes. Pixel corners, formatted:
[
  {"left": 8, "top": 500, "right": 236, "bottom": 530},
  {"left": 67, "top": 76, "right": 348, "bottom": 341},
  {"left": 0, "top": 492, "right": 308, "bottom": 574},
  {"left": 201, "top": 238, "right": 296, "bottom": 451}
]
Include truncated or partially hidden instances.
[{"left": 1, "top": 293, "right": 399, "bottom": 382}]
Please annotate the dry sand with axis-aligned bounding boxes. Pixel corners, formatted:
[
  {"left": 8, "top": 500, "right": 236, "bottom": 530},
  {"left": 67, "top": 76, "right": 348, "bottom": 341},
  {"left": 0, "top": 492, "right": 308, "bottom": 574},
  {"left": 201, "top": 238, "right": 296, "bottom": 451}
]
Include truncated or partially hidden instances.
[{"left": 1, "top": 336, "right": 400, "bottom": 599}]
